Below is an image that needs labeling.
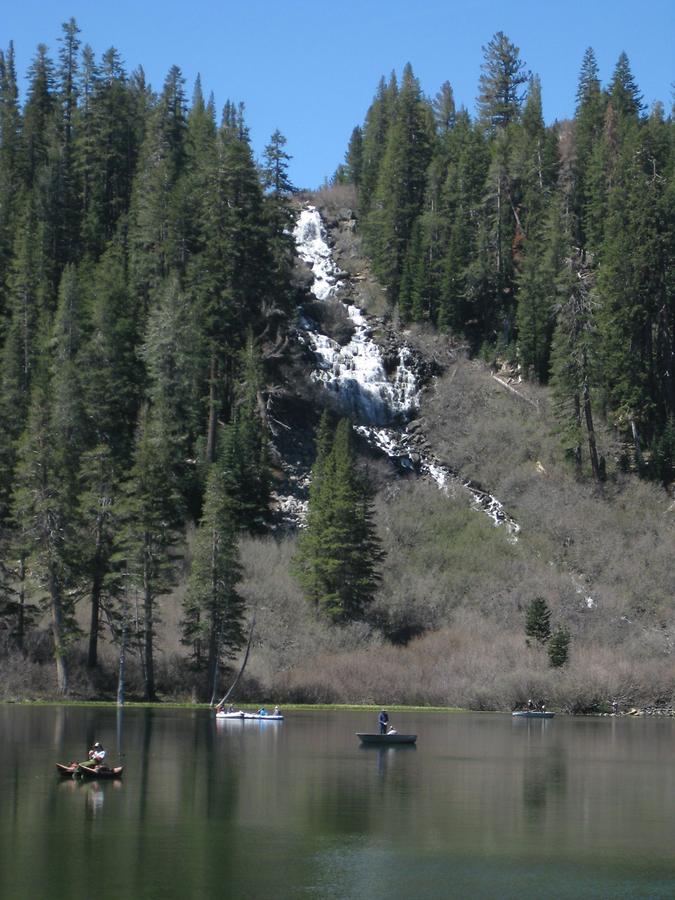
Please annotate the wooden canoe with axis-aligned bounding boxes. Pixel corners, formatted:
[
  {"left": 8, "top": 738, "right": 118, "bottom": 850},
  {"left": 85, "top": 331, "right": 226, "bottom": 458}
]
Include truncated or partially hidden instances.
[
  {"left": 77, "top": 764, "right": 124, "bottom": 778},
  {"left": 357, "top": 733, "right": 417, "bottom": 745}
]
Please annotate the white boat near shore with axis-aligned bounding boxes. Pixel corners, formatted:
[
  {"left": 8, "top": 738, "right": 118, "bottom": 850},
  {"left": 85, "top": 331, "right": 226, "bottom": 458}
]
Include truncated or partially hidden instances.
[{"left": 216, "top": 711, "right": 284, "bottom": 721}]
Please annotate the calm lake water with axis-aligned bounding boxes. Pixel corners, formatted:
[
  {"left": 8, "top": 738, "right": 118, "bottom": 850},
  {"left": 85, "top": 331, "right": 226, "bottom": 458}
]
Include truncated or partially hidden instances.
[{"left": 1, "top": 706, "right": 674, "bottom": 899}]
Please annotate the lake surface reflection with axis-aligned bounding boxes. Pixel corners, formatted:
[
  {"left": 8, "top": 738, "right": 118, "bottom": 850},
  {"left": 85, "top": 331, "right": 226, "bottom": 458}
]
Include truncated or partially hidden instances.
[{"left": 1, "top": 706, "right": 674, "bottom": 899}]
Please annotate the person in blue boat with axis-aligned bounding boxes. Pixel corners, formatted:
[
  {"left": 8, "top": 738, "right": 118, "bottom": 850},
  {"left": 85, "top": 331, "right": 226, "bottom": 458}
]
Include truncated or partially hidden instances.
[{"left": 379, "top": 710, "right": 389, "bottom": 734}]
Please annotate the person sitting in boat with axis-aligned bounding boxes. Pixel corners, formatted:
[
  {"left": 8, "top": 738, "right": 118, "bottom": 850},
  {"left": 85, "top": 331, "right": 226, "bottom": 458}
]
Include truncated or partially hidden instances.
[
  {"left": 81, "top": 741, "right": 106, "bottom": 768},
  {"left": 379, "top": 710, "right": 389, "bottom": 734},
  {"left": 227, "top": 703, "right": 236, "bottom": 713},
  {"left": 258, "top": 707, "right": 268, "bottom": 716},
  {"left": 527, "top": 699, "right": 535, "bottom": 711},
  {"left": 89, "top": 742, "right": 106, "bottom": 763},
  {"left": 274, "top": 705, "right": 281, "bottom": 716},
  {"left": 387, "top": 726, "right": 398, "bottom": 735}
]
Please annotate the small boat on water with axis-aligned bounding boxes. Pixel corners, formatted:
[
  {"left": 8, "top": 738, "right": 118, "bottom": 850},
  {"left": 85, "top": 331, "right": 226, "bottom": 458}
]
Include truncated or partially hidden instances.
[
  {"left": 512, "top": 710, "right": 555, "bottom": 719},
  {"left": 77, "top": 764, "right": 124, "bottom": 779},
  {"left": 216, "top": 711, "right": 284, "bottom": 721},
  {"left": 56, "top": 763, "right": 124, "bottom": 778},
  {"left": 357, "top": 733, "right": 417, "bottom": 745}
]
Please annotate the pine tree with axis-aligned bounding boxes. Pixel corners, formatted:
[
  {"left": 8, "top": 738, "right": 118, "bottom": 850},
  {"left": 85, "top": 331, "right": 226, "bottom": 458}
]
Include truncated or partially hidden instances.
[
  {"left": 191, "top": 110, "right": 272, "bottom": 462},
  {"left": 525, "top": 597, "right": 551, "bottom": 645},
  {"left": 79, "top": 237, "right": 142, "bottom": 465},
  {"left": 608, "top": 52, "right": 644, "bottom": 123},
  {"left": 11, "top": 375, "right": 80, "bottom": 693},
  {"left": 213, "top": 345, "right": 271, "bottom": 534},
  {"left": 437, "top": 111, "right": 489, "bottom": 335},
  {"left": 0, "top": 42, "right": 24, "bottom": 324},
  {"left": 55, "top": 18, "right": 81, "bottom": 261},
  {"left": 115, "top": 405, "right": 182, "bottom": 700},
  {"left": 76, "top": 47, "right": 143, "bottom": 256},
  {"left": 261, "top": 129, "right": 294, "bottom": 196},
  {"left": 181, "top": 464, "right": 244, "bottom": 701},
  {"left": 364, "top": 64, "right": 434, "bottom": 303},
  {"left": 572, "top": 48, "right": 606, "bottom": 244},
  {"left": 293, "top": 417, "right": 383, "bottom": 622},
  {"left": 77, "top": 443, "right": 118, "bottom": 669},
  {"left": 22, "top": 44, "right": 57, "bottom": 186},
  {"left": 344, "top": 125, "right": 363, "bottom": 185},
  {"left": 129, "top": 64, "right": 187, "bottom": 309},
  {"left": 596, "top": 126, "right": 669, "bottom": 465},
  {"left": 432, "top": 81, "right": 456, "bottom": 135},
  {"left": 549, "top": 251, "right": 601, "bottom": 478},
  {"left": 516, "top": 197, "right": 568, "bottom": 381},
  {"left": 477, "top": 32, "right": 529, "bottom": 132},
  {"left": 141, "top": 273, "right": 205, "bottom": 504},
  {"left": 0, "top": 191, "right": 49, "bottom": 513},
  {"left": 511, "top": 75, "right": 557, "bottom": 238},
  {"left": 548, "top": 626, "right": 570, "bottom": 667},
  {"left": 260, "top": 128, "right": 296, "bottom": 324},
  {"left": 359, "top": 73, "right": 398, "bottom": 214}
]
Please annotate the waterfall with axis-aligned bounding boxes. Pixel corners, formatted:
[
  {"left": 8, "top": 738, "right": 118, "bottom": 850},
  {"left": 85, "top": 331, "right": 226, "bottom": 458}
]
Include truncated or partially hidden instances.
[
  {"left": 294, "top": 207, "right": 419, "bottom": 425},
  {"left": 292, "top": 205, "right": 519, "bottom": 537}
]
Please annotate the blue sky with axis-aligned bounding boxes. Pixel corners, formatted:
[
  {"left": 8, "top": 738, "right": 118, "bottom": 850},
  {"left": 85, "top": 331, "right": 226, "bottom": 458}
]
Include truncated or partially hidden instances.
[{"left": 4, "top": 1, "right": 674, "bottom": 189}]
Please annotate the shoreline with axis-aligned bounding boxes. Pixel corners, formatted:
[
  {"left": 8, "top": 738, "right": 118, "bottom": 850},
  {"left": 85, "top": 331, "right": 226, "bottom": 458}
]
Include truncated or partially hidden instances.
[{"left": 1, "top": 699, "right": 466, "bottom": 712}]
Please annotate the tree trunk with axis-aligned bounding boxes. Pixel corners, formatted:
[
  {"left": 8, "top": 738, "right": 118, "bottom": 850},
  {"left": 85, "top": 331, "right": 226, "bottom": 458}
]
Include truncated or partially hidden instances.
[
  {"left": 16, "top": 554, "right": 26, "bottom": 650},
  {"left": 573, "top": 393, "right": 583, "bottom": 473},
  {"left": 48, "top": 564, "right": 69, "bottom": 695},
  {"left": 117, "top": 618, "right": 127, "bottom": 706},
  {"left": 205, "top": 354, "right": 218, "bottom": 464},
  {"left": 207, "top": 618, "right": 221, "bottom": 707},
  {"left": 583, "top": 378, "right": 600, "bottom": 481},
  {"left": 87, "top": 526, "right": 104, "bottom": 668},
  {"left": 143, "top": 536, "right": 155, "bottom": 701},
  {"left": 630, "top": 420, "right": 643, "bottom": 469},
  {"left": 215, "top": 610, "right": 256, "bottom": 708}
]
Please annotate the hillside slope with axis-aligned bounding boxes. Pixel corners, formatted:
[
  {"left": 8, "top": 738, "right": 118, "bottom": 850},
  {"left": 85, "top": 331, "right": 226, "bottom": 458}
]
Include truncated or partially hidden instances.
[{"left": 238, "top": 191, "right": 675, "bottom": 712}]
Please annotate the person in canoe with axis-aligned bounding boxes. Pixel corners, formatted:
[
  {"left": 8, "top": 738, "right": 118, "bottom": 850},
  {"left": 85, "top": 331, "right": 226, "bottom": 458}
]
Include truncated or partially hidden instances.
[
  {"left": 379, "top": 710, "right": 389, "bottom": 734},
  {"left": 258, "top": 707, "right": 268, "bottom": 716},
  {"left": 82, "top": 742, "right": 106, "bottom": 768}
]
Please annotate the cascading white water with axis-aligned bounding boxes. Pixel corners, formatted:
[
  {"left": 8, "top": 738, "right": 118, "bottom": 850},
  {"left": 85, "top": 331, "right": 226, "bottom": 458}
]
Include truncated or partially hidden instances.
[
  {"left": 293, "top": 205, "right": 519, "bottom": 537},
  {"left": 294, "top": 207, "right": 419, "bottom": 425}
]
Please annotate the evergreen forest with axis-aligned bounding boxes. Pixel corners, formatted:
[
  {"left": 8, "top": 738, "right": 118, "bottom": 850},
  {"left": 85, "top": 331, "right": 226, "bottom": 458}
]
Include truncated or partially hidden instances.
[
  {"left": 337, "top": 37, "right": 674, "bottom": 483},
  {"left": 0, "top": 21, "right": 673, "bottom": 711}
]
